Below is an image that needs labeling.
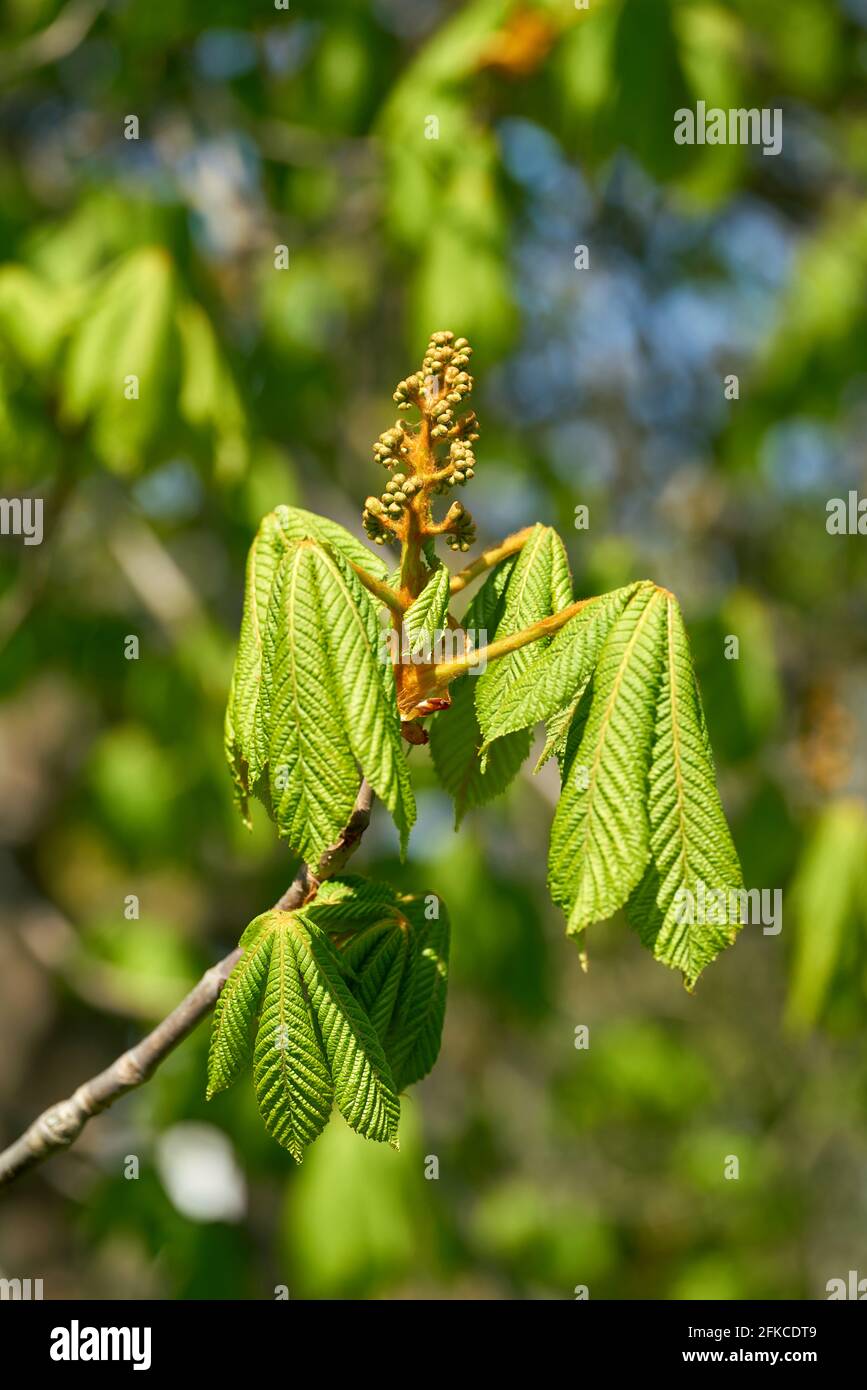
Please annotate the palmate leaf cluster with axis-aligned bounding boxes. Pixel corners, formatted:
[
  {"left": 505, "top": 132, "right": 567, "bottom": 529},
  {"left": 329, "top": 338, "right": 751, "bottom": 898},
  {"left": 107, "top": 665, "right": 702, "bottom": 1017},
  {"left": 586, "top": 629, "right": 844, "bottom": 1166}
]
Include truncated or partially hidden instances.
[
  {"left": 217, "top": 508, "right": 743, "bottom": 1157},
  {"left": 431, "top": 525, "right": 743, "bottom": 987},
  {"left": 224, "top": 504, "right": 415, "bottom": 865},
  {"left": 208, "top": 877, "right": 449, "bottom": 1161}
]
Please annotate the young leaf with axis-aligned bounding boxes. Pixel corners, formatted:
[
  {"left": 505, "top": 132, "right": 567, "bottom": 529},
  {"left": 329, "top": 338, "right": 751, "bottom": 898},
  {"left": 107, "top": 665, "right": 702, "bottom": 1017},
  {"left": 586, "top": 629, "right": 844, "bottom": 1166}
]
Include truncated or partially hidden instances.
[
  {"left": 385, "top": 895, "right": 450, "bottom": 1092},
  {"left": 225, "top": 506, "right": 393, "bottom": 819},
  {"left": 549, "top": 582, "right": 666, "bottom": 936},
  {"left": 429, "top": 557, "right": 530, "bottom": 823},
  {"left": 261, "top": 541, "right": 362, "bottom": 864},
  {"left": 462, "top": 553, "right": 518, "bottom": 632},
  {"left": 225, "top": 509, "right": 291, "bottom": 813},
  {"left": 479, "top": 583, "right": 640, "bottom": 752},
  {"left": 626, "top": 595, "right": 745, "bottom": 987},
  {"left": 429, "top": 673, "right": 532, "bottom": 826},
  {"left": 212, "top": 906, "right": 402, "bottom": 1159},
  {"left": 270, "top": 504, "right": 391, "bottom": 582},
  {"left": 535, "top": 690, "right": 585, "bottom": 773},
  {"left": 206, "top": 913, "right": 275, "bottom": 1099},
  {"left": 253, "top": 914, "right": 335, "bottom": 1159},
  {"left": 338, "top": 894, "right": 450, "bottom": 1092},
  {"left": 474, "top": 524, "right": 573, "bottom": 762},
  {"left": 259, "top": 539, "right": 415, "bottom": 862},
  {"left": 536, "top": 674, "right": 595, "bottom": 774},
  {"left": 402, "top": 562, "right": 451, "bottom": 657},
  {"left": 293, "top": 912, "right": 401, "bottom": 1146},
  {"left": 626, "top": 595, "right": 744, "bottom": 987},
  {"left": 305, "top": 875, "right": 400, "bottom": 929},
  {"left": 311, "top": 544, "right": 416, "bottom": 855},
  {"left": 341, "top": 921, "right": 410, "bottom": 1038}
]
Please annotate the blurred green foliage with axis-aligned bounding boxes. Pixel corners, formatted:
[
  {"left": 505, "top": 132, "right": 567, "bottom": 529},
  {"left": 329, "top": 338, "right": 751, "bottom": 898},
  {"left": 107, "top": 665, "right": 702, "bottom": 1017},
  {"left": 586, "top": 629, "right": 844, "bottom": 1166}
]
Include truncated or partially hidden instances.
[{"left": 2, "top": 0, "right": 867, "bottom": 1300}]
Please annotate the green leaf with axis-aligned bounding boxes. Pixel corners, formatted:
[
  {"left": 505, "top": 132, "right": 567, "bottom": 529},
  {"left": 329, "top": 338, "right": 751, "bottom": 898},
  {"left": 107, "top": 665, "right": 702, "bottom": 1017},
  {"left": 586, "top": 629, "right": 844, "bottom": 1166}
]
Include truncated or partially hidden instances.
[
  {"left": 462, "top": 553, "right": 518, "bottom": 632},
  {"left": 385, "top": 895, "right": 450, "bottom": 1091},
  {"left": 248, "top": 538, "right": 414, "bottom": 862},
  {"left": 225, "top": 510, "right": 291, "bottom": 813},
  {"left": 206, "top": 914, "right": 275, "bottom": 1099},
  {"left": 0, "top": 265, "right": 80, "bottom": 370},
  {"left": 225, "top": 506, "right": 391, "bottom": 820},
  {"left": 306, "top": 875, "right": 401, "bottom": 929},
  {"left": 342, "top": 921, "right": 410, "bottom": 1039},
  {"left": 626, "top": 594, "right": 745, "bottom": 987},
  {"left": 339, "top": 894, "right": 450, "bottom": 1092},
  {"left": 549, "top": 582, "right": 666, "bottom": 935},
  {"left": 428, "top": 556, "right": 528, "bottom": 823},
  {"left": 402, "top": 563, "right": 451, "bottom": 658},
  {"left": 261, "top": 541, "right": 362, "bottom": 864},
  {"left": 271, "top": 503, "right": 390, "bottom": 581},
  {"left": 480, "top": 583, "right": 639, "bottom": 752},
  {"left": 536, "top": 675, "right": 595, "bottom": 775},
  {"left": 429, "top": 673, "right": 531, "bottom": 827},
  {"left": 535, "top": 690, "right": 584, "bottom": 773},
  {"left": 309, "top": 543, "right": 415, "bottom": 855},
  {"left": 253, "top": 914, "right": 335, "bottom": 1160},
  {"left": 210, "top": 906, "right": 401, "bottom": 1160},
  {"left": 294, "top": 912, "right": 401, "bottom": 1146},
  {"left": 474, "top": 525, "right": 573, "bottom": 763}
]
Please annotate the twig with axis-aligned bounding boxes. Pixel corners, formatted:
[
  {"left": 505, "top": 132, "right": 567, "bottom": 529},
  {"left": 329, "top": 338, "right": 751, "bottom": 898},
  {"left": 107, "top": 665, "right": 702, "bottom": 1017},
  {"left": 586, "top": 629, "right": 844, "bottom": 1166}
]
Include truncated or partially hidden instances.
[{"left": 0, "top": 781, "right": 375, "bottom": 1190}]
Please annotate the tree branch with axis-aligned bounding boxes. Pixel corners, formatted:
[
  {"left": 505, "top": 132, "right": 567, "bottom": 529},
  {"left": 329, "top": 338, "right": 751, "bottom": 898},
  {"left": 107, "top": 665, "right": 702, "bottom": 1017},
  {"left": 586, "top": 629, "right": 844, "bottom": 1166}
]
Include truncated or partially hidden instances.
[{"left": 0, "top": 781, "right": 375, "bottom": 1191}]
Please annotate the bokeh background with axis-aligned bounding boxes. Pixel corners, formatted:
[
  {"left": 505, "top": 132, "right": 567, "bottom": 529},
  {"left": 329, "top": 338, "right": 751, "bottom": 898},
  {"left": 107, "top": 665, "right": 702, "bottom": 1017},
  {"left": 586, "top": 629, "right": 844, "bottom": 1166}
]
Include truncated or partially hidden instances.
[{"left": 2, "top": 0, "right": 867, "bottom": 1300}]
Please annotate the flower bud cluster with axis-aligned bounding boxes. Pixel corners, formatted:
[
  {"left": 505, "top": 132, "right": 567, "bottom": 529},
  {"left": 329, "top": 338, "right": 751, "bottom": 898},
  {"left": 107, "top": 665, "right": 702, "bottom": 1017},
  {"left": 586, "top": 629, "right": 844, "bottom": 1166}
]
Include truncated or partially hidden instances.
[
  {"left": 362, "top": 473, "right": 423, "bottom": 543},
  {"left": 443, "top": 501, "right": 476, "bottom": 553},
  {"left": 366, "top": 331, "right": 480, "bottom": 550}
]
